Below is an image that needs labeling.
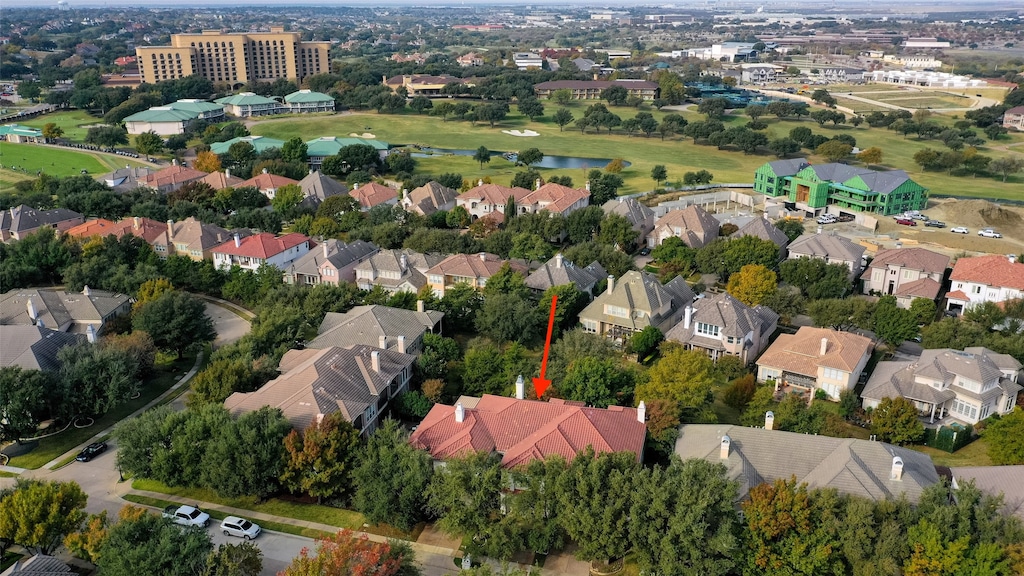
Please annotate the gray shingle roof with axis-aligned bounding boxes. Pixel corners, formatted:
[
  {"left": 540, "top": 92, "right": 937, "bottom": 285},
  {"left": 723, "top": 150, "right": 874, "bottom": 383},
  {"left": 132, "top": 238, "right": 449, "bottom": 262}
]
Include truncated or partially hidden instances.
[
  {"left": 525, "top": 254, "right": 606, "bottom": 292},
  {"left": 354, "top": 249, "right": 445, "bottom": 292},
  {"left": 0, "top": 325, "right": 85, "bottom": 372},
  {"left": 1, "top": 554, "right": 74, "bottom": 575},
  {"left": 285, "top": 239, "right": 378, "bottom": 278},
  {"left": 309, "top": 305, "right": 443, "bottom": 351},
  {"left": 0, "top": 205, "right": 82, "bottom": 235},
  {"left": 649, "top": 205, "right": 720, "bottom": 249},
  {"left": 406, "top": 181, "right": 458, "bottom": 216},
  {"left": 298, "top": 171, "right": 348, "bottom": 207},
  {"left": 665, "top": 291, "right": 778, "bottom": 344},
  {"left": 602, "top": 197, "right": 655, "bottom": 234},
  {"left": 788, "top": 233, "right": 866, "bottom": 264},
  {"left": 675, "top": 424, "right": 939, "bottom": 502},
  {"left": 951, "top": 466, "right": 1024, "bottom": 520},
  {"left": 1, "top": 288, "right": 131, "bottom": 333},
  {"left": 766, "top": 158, "right": 810, "bottom": 177},
  {"left": 861, "top": 360, "right": 956, "bottom": 405},
  {"left": 855, "top": 169, "right": 912, "bottom": 195},
  {"left": 731, "top": 217, "right": 790, "bottom": 249},
  {"left": 580, "top": 270, "right": 695, "bottom": 331}
]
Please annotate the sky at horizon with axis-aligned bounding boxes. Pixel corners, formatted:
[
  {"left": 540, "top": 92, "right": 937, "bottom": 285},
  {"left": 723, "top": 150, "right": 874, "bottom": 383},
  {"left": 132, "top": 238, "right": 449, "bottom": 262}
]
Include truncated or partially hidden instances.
[{"left": 4, "top": 0, "right": 1019, "bottom": 7}]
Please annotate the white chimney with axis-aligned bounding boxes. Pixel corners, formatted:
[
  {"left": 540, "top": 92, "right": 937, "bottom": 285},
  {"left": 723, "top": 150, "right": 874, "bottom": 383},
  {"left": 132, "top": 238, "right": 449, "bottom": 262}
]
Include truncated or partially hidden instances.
[
  {"left": 535, "top": 178, "right": 541, "bottom": 190},
  {"left": 397, "top": 335, "right": 406, "bottom": 354},
  {"left": 37, "top": 318, "right": 45, "bottom": 329},
  {"left": 895, "top": 242, "right": 902, "bottom": 249},
  {"left": 720, "top": 435, "right": 731, "bottom": 459},
  {"left": 234, "top": 233, "right": 241, "bottom": 248},
  {"left": 225, "top": 168, "right": 230, "bottom": 179},
  {"left": 172, "top": 159, "right": 177, "bottom": 166},
  {"left": 637, "top": 400, "right": 646, "bottom": 423},
  {"left": 416, "top": 299, "right": 425, "bottom": 313},
  {"left": 1010, "top": 254, "right": 1018, "bottom": 264},
  {"left": 379, "top": 335, "right": 387, "bottom": 349},
  {"left": 763, "top": 211, "right": 769, "bottom": 220},
  {"left": 816, "top": 226, "right": 823, "bottom": 235},
  {"left": 133, "top": 216, "right": 140, "bottom": 229},
  {"left": 585, "top": 180, "right": 591, "bottom": 192},
  {"left": 26, "top": 298, "right": 37, "bottom": 321},
  {"left": 82, "top": 285, "right": 91, "bottom": 296},
  {"left": 890, "top": 456, "right": 904, "bottom": 481},
  {"left": 400, "top": 254, "right": 408, "bottom": 272},
  {"left": 515, "top": 375, "right": 525, "bottom": 400},
  {"left": 765, "top": 410, "right": 775, "bottom": 430},
  {"left": 323, "top": 242, "right": 329, "bottom": 258},
  {"left": 478, "top": 179, "right": 484, "bottom": 187},
  {"left": 315, "top": 413, "right": 325, "bottom": 424},
  {"left": 684, "top": 305, "right": 693, "bottom": 330},
  {"left": 262, "top": 168, "right": 268, "bottom": 174},
  {"left": 402, "top": 188, "right": 408, "bottom": 199},
  {"left": 86, "top": 324, "right": 97, "bottom": 344},
  {"left": 479, "top": 252, "right": 486, "bottom": 261},
  {"left": 555, "top": 253, "right": 563, "bottom": 268},
  {"left": 455, "top": 402, "right": 465, "bottom": 423},
  {"left": 371, "top": 350, "right": 380, "bottom": 373},
  {"left": 167, "top": 219, "right": 174, "bottom": 231},
  {"left": 607, "top": 275, "right": 615, "bottom": 294},
  {"left": 820, "top": 337, "right": 828, "bottom": 356},
  {"left": 353, "top": 182, "right": 359, "bottom": 189}
]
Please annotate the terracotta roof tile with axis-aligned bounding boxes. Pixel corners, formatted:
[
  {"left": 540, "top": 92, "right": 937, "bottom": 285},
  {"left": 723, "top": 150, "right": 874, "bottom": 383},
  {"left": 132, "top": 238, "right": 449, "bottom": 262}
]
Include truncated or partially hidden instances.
[
  {"left": 866, "top": 247, "right": 950, "bottom": 275},
  {"left": 350, "top": 182, "right": 398, "bottom": 209},
  {"left": 756, "top": 326, "right": 873, "bottom": 376},
  {"left": 65, "top": 218, "right": 116, "bottom": 238},
  {"left": 198, "top": 171, "right": 244, "bottom": 190},
  {"left": 112, "top": 217, "right": 169, "bottom": 245},
  {"left": 141, "top": 165, "right": 208, "bottom": 189},
  {"left": 950, "top": 254, "right": 1024, "bottom": 291},
  {"left": 238, "top": 172, "right": 299, "bottom": 191},
  {"left": 894, "top": 277, "right": 942, "bottom": 300},
  {"left": 212, "top": 232, "right": 311, "bottom": 259},
  {"left": 460, "top": 183, "right": 532, "bottom": 205},
  {"left": 426, "top": 253, "right": 528, "bottom": 279},
  {"left": 946, "top": 289, "right": 970, "bottom": 302}
]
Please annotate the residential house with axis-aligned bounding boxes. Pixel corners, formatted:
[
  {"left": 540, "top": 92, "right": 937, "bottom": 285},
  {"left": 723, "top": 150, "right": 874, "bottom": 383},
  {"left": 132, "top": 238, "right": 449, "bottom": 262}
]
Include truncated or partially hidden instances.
[
  {"left": 168, "top": 216, "right": 234, "bottom": 261},
  {"left": 525, "top": 253, "right": 606, "bottom": 296},
  {"left": 602, "top": 198, "right": 655, "bottom": 243},
  {"left": 0, "top": 553, "right": 75, "bottom": 575},
  {"left": 197, "top": 170, "right": 244, "bottom": 191},
  {"left": 860, "top": 247, "right": 949, "bottom": 307},
  {"left": 305, "top": 137, "right": 390, "bottom": 170},
  {"left": 646, "top": 205, "right": 720, "bottom": 249},
  {"left": 350, "top": 182, "right": 399, "bottom": 210},
  {"left": 98, "top": 166, "right": 155, "bottom": 193},
  {"left": 861, "top": 347, "right": 1021, "bottom": 425},
  {"left": 425, "top": 252, "right": 529, "bottom": 297},
  {"left": 283, "top": 90, "right": 335, "bottom": 113},
  {"left": 140, "top": 164, "right": 208, "bottom": 193},
  {"left": 740, "top": 63, "right": 782, "bottom": 84},
  {"left": 224, "top": 345, "right": 414, "bottom": 435},
  {"left": 455, "top": 183, "right": 531, "bottom": 222},
  {"left": 457, "top": 52, "right": 484, "bottom": 67},
  {"left": 520, "top": 182, "right": 591, "bottom": 218},
  {"left": 1, "top": 286, "right": 132, "bottom": 335},
  {"left": 513, "top": 52, "right": 544, "bottom": 70},
  {"left": 946, "top": 254, "right": 1024, "bottom": 315},
  {"left": 0, "top": 325, "right": 85, "bottom": 371},
  {"left": 211, "top": 232, "right": 312, "bottom": 271},
  {"left": 675, "top": 424, "right": 939, "bottom": 502},
  {"left": 298, "top": 170, "right": 347, "bottom": 208},
  {"left": 0, "top": 205, "right": 83, "bottom": 242},
  {"left": 214, "top": 92, "right": 282, "bottom": 117},
  {"left": 731, "top": 215, "right": 791, "bottom": 253},
  {"left": 238, "top": 170, "right": 299, "bottom": 200},
  {"left": 410, "top": 392, "right": 646, "bottom": 467},
  {"left": 1002, "top": 106, "right": 1024, "bottom": 131},
  {"left": 355, "top": 249, "right": 445, "bottom": 294},
  {"left": 665, "top": 291, "right": 779, "bottom": 364},
  {"left": 787, "top": 231, "right": 867, "bottom": 279},
  {"left": 402, "top": 181, "right": 458, "bottom": 216},
  {"left": 209, "top": 135, "right": 286, "bottom": 156},
  {"left": 532, "top": 79, "right": 660, "bottom": 100},
  {"left": 756, "top": 326, "right": 874, "bottom": 400},
  {"left": 112, "top": 216, "right": 171, "bottom": 257},
  {"left": 578, "top": 270, "right": 696, "bottom": 341},
  {"left": 0, "top": 124, "right": 44, "bottom": 143},
  {"left": 308, "top": 304, "right": 444, "bottom": 354},
  {"left": 951, "top": 466, "right": 1024, "bottom": 521},
  {"left": 65, "top": 218, "right": 117, "bottom": 240},
  {"left": 283, "top": 239, "right": 378, "bottom": 285},
  {"left": 382, "top": 74, "right": 475, "bottom": 97}
]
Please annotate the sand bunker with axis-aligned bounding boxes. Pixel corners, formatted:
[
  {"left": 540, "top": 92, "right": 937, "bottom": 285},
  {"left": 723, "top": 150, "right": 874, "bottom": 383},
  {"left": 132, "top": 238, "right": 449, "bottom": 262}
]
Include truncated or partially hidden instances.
[
  {"left": 502, "top": 129, "right": 539, "bottom": 137},
  {"left": 349, "top": 132, "right": 377, "bottom": 139}
]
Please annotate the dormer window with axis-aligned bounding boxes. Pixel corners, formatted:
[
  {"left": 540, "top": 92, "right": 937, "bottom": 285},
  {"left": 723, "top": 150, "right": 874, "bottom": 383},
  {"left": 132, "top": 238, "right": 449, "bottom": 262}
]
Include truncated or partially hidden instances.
[{"left": 696, "top": 322, "right": 720, "bottom": 337}]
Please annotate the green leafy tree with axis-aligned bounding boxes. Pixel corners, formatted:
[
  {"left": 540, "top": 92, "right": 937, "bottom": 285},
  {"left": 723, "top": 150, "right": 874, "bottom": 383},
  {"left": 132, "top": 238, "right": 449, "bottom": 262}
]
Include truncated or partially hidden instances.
[
  {"left": 98, "top": 509, "right": 213, "bottom": 576},
  {"left": 629, "top": 326, "right": 664, "bottom": 362},
  {"left": 353, "top": 419, "right": 434, "bottom": 531},
  {"left": 426, "top": 451, "right": 504, "bottom": 548},
  {"left": 650, "top": 164, "right": 667, "bottom": 187},
  {"left": 553, "top": 108, "right": 574, "bottom": 131},
  {"left": 0, "top": 367, "right": 51, "bottom": 444},
  {"left": 635, "top": 348, "right": 716, "bottom": 414},
  {"left": 551, "top": 88, "right": 572, "bottom": 105},
  {"left": 602, "top": 85, "right": 629, "bottom": 106},
  {"left": 726, "top": 264, "right": 778, "bottom": 306},
  {"left": 858, "top": 147, "right": 884, "bottom": 165},
  {"left": 908, "top": 298, "right": 937, "bottom": 326},
  {"left": 473, "top": 146, "right": 491, "bottom": 169},
  {"left": 541, "top": 283, "right": 589, "bottom": 338},
  {"left": 0, "top": 479, "right": 87, "bottom": 554},
  {"left": 768, "top": 138, "right": 801, "bottom": 159},
  {"left": 416, "top": 333, "right": 462, "bottom": 381},
  {"left": 280, "top": 412, "right": 361, "bottom": 503},
  {"left": 989, "top": 156, "right": 1024, "bottom": 182},
  {"left": 871, "top": 397, "right": 925, "bottom": 445},
  {"left": 57, "top": 342, "right": 139, "bottom": 418},
  {"left": 475, "top": 293, "right": 541, "bottom": 343},
  {"left": 516, "top": 147, "right": 544, "bottom": 167},
  {"left": 132, "top": 290, "right": 216, "bottom": 358},
  {"left": 202, "top": 407, "right": 291, "bottom": 499},
  {"left": 816, "top": 140, "right": 853, "bottom": 162},
  {"left": 517, "top": 97, "right": 544, "bottom": 120},
  {"left": 697, "top": 98, "right": 727, "bottom": 119},
  {"left": 409, "top": 96, "right": 432, "bottom": 114},
  {"left": 134, "top": 131, "right": 164, "bottom": 157},
  {"left": 85, "top": 126, "right": 128, "bottom": 147},
  {"left": 281, "top": 137, "right": 308, "bottom": 165},
  {"left": 41, "top": 122, "right": 64, "bottom": 141},
  {"left": 270, "top": 183, "right": 304, "bottom": 214},
  {"left": 874, "top": 295, "right": 919, "bottom": 351},
  {"left": 556, "top": 449, "right": 639, "bottom": 563},
  {"left": 558, "top": 356, "right": 633, "bottom": 407},
  {"left": 204, "top": 542, "right": 263, "bottom": 576},
  {"left": 984, "top": 407, "right": 1024, "bottom": 464},
  {"left": 506, "top": 457, "right": 568, "bottom": 554}
]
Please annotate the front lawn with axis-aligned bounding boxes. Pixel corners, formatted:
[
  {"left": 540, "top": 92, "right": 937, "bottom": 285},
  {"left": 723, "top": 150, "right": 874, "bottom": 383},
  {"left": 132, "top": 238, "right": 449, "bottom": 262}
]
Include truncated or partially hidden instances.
[
  {"left": 909, "top": 436, "right": 992, "bottom": 467},
  {"left": 5, "top": 352, "right": 197, "bottom": 469}
]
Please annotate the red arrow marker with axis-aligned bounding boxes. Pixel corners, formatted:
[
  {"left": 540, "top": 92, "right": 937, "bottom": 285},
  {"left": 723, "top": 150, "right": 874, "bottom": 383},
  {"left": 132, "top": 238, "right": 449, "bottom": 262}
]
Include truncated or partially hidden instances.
[{"left": 533, "top": 294, "right": 558, "bottom": 399}]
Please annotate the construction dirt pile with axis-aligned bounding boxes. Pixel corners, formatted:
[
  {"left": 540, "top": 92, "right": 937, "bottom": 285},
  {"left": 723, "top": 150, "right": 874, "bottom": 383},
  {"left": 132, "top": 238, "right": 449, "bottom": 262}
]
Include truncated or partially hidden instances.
[{"left": 926, "top": 199, "right": 1024, "bottom": 236}]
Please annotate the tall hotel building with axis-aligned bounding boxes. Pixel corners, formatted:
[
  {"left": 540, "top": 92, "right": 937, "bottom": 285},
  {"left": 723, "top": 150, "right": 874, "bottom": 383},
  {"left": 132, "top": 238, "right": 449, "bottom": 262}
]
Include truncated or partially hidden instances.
[{"left": 136, "top": 27, "right": 330, "bottom": 86}]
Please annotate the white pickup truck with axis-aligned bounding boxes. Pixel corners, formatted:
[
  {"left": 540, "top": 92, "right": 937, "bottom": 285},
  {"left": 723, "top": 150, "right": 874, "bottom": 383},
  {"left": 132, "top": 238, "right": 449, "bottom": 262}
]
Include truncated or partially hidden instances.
[{"left": 163, "top": 505, "right": 210, "bottom": 528}]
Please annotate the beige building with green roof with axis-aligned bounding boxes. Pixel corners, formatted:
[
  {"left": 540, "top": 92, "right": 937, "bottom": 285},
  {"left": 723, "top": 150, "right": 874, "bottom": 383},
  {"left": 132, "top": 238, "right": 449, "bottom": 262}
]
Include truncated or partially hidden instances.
[
  {"left": 284, "top": 90, "right": 335, "bottom": 113},
  {"left": 215, "top": 92, "right": 281, "bottom": 117}
]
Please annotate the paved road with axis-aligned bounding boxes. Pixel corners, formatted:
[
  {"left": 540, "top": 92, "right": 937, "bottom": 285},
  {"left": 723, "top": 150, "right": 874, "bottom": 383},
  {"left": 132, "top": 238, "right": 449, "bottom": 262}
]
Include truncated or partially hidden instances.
[{"left": 204, "top": 301, "right": 252, "bottom": 349}]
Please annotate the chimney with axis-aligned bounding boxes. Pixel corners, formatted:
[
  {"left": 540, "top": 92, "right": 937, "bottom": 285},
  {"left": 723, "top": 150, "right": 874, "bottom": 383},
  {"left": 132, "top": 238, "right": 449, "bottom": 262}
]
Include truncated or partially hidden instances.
[
  {"left": 765, "top": 410, "right": 775, "bottom": 430},
  {"left": 416, "top": 299, "right": 425, "bottom": 313},
  {"left": 895, "top": 241, "right": 902, "bottom": 249},
  {"left": 26, "top": 298, "right": 37, "bottom": 321},
  {"left": 262, "top": 168, "right": 268, "bottom": 174},
  {"left": 309, "top": 168, "right": 313, "bottom": 175},
  {"left": 371, "top": 350, "right": 380, "bottom": 373},
  {"left": 637, "top": 400, "right": 646, "bottom": 423},
  {"left": 684, "top": 305, "right": 693, "bottom": 330},
  {"left": 455, "top": 402, "right": 465, "bottom": 423},
  {"left": 479, "top": 252, "right": 486, "bottom": 261},
  {"left": 763, "top": 211, "right": 768, "bottom": 220},
  {"left": 820, "top": 337, "right": 829, "bottom": 356},
  {"left": 37, "top": 318, "right": 46, "bottom": 329},
  {"left": 555, "top": 253, "right": 563, "bottom": 268},
  {"left": 379, "top": 335, "right": 387, "bottom": 349},
  {"left": 353, "top": 182, "right": 359, "bottom": 189},
  {"left": 316, "top": 413, "right": 325, "bottom": 424},
  {"left": 607, "top": 274, "right": 615, "bottom": 294},
  {"left": 400, "top": 254, "right": 408, "bottom": 272},
  {"left": 1010, "top": 254, "right": 1018, "bottom": 264},
  {"left": 166, "top": 219, "right": 174, "bottom": 232},
  {"left": 478, "top": 179, "right": 484, "bottom": 187},
  {"left": 86, "top": 324, "right": 97, "bottom": 344},
  {"left": 82, "top": 285, "right": 91, "bottom": 296},
  {"left": 172, "top": 159, "right": 178, "bottom": 166},
  {"left": 397, "top": 335, "right": 406, "bottom": 354},
  {"left": 515, "top": 375, "right": 525, "bottom": 399},
  {"left": 323, "top": 242, "right": 329, "bottom": 258},
  {"left": 585, "top": 180, "right": 591, "bottom": 192},
  {"left": 233, "top": 233, "right": 241, "bottom": 248},
  {"left": 133, "top": 216, "right": 140, "bottom": 229},
  {"left": 816, "top": 226, "right": 823, "bottom": 235},
  {"left": 535, "top": 178, "right": 541, "bottom": 190},
  {"left": 225, "top": 168, "right": 230, "bottom": 179},
  {"left": 402, "top": 188, "right": 408, "bottom": 199},
  {"left": 720, "top": 435, "right": 731, "bottom": 459},
  {"left": 890, "top": 456, "right": 904, "bottom": 481}
]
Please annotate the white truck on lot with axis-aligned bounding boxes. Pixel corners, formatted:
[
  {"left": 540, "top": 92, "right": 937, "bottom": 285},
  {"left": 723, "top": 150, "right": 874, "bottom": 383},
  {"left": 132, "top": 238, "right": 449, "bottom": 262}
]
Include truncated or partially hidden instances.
[{"left": 163, "top": 504, "right": 211, "bottom": 528}]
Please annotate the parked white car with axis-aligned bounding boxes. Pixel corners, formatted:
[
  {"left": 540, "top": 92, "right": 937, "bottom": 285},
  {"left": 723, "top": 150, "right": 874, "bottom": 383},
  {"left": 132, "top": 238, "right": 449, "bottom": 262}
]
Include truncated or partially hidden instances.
[
  {"left": 951, "top": 227, "right": 969, "bottom": 234},
  {"left": 163, "top": 505, "right": 210, "bottom": 528},
  {"left": 220, "top": 516, "right": 261, "bottom": 540},
  {"left": 978, "top": 229, "right": 1003, "bottom": 238},
  {"left": 817, "top": 214, "right": 837, "bottom": 224}
]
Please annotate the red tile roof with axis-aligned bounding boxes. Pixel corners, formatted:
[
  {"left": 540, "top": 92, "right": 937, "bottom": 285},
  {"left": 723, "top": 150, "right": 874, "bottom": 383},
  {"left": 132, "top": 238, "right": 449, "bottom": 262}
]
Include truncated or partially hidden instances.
[
  {"left": 65, "top": 218, "right": 116, "bottom": 239},
  {"left": 409, "top": 395, "right": 646, "bottom": 467},
  {"left": 199, "top": 171, "right": 244, "bottom": 190},
  {"left": 238, "top": 172, "right": 298, "bottom": 191},
  {"left": 350, "top": 182, "right": 398, "bottom": 208},
  {"left": 460, "top": 183, "right": 532, "bottom": 206},
  {"left": 950, "top": 255, "right": 1024, "bottom": 291},
  {"left": 142, "top": 165, "right": 208, "bottom": 189},
  {"left": 212, "top": 232, "right": 311, "bottom": 259},
  {"left": 112, "top": 217, "right": 168, "bottom": 245},
  {"left": 894, "top": 277, "right": 942, "bottom": 300},
  {"left": 522, "top": 182, "right": 590, "bottom": 214},
  {"left": 946, "top": 290, "right": 970, "bottom": 302}
]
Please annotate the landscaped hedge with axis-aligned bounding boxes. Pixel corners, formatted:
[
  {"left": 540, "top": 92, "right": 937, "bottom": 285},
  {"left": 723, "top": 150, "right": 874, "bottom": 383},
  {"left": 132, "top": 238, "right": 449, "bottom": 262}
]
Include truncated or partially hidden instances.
[{"left": 922, "top": 424, "right": 975, "bottom": 453}]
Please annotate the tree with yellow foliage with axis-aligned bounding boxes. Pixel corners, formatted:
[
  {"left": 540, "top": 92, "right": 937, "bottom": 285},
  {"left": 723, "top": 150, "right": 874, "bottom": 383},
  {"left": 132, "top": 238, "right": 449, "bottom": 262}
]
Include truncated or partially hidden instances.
[
  {"left": 726, "top": 264, "right": 778, "bottom": 307},
  {"left": 193, "top": 150, "right": 222, "bottom": 173}
]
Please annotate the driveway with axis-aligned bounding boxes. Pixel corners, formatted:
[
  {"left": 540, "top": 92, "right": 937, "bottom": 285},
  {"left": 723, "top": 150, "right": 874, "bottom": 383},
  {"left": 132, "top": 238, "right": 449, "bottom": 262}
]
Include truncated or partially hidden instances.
[{"left": 204, "top": 301, "right": 252, "bottom": 349}]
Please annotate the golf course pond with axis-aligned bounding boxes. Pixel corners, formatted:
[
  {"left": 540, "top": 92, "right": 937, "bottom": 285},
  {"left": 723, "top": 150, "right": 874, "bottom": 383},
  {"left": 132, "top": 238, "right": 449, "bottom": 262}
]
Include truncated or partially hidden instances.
[{"left": 407, "top": 146, "right": 630, "bottom": 170}]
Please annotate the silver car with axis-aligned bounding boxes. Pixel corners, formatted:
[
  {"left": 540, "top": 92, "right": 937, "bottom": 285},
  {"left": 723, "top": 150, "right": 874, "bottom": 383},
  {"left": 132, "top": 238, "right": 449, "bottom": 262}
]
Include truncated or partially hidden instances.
[{"left": 220, "top": 516, "right": 261, "bottom": 540}]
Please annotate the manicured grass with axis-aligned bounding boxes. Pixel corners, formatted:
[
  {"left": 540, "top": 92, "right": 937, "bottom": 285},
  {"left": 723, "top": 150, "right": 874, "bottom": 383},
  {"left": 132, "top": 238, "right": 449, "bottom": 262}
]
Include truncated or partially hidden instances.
[
  {"left": 18, "top": 109, "right": 104, "bottom": 141},
  {"left": 250, "top": 106, "right": 1024, "bottom": 200},
  {"left": 0, "top": 142, "right": 148, "bottom": 179},
  {"left": 0, "top": 471, "right": 17, "bottom": 478},
  {"left": 909, "top": 436, "right": 993, "bottom": 467},
  {"left": 711, "top": 386, "right": 742, "bottom": 425},
  {"left": 6, "top": 353, "right": 196, "bottom": 469},
  {"left": 0, "top": 167, "right": 33, "bottom": 190},
  {"left": 832, "top": 96, "right": 892, "bottom": 113},
  {"left": 122, "top": 493, "right": 335, "bottom": 540}
]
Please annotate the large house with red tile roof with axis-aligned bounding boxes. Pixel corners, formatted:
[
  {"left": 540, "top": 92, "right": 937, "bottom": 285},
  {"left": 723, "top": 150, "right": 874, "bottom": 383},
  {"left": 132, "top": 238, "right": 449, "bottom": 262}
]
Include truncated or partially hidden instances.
[
  {"left": 350, "top": 181, "right": 399, "bottom": 210},
  {"left": 112, "top": 217, "right": 171, "bottom": 257},
  {"left": 141, "top": 164, "right": 208, "bottom": 193},
  {"left": 425, "top": 252, "right": 529, "bottom": 297},
  {"left": 65, "top": 218, "right": 117, "bottom": 240},
  {"left": 946, "top": 254, "right": 1024, "bottom": 315},
  {"left": 239, "top": 171, "right": 299, "bottom": 200},
  {"left": 520, "top": 182, "right": 591, "bottom": 217},
  {"left": 860, "top": 247, "right": 949, "bottom": 308},
  {"left": 456, "top": 183, "right": 532, "bottom": 221},
  {"left": 756, "top": 326, "right": 874, "bottom": 401},
  {"left": 211, "top": 232, "right": 312, "bottom": 271},
  {"left": 409, "top": 392, "right": 647, "bottom": 467}
]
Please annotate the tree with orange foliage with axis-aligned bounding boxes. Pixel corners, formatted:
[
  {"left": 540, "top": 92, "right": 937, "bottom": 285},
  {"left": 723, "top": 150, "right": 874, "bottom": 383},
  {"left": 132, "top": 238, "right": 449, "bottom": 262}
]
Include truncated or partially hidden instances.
[
  {"left": 194, "top": 150, "right": 222, "bottom": 173},
  {"left": 279, "top": 530, "right": 411, "bottom": 576}
]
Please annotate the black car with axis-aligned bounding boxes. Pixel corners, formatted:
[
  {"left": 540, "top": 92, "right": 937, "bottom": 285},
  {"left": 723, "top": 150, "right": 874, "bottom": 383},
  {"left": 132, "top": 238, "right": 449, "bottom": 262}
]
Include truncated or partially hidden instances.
[
  {"left": 76, "top": 442, "right": 107, "bottom": 462},
  {"left": 925, "top": 220, "right": 946, "bottom": 228}
]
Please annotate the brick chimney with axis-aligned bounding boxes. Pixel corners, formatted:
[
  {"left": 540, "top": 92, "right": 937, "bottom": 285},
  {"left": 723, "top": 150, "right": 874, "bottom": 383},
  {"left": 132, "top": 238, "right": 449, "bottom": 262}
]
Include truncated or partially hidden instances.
[
  {"left": 637, "top": 401, "right": 646, "bottom": 423},
  {"left": 371, "top": 350, "right": 380, "bottom": 373},
  {"left": 720, "top": 435, "right": 731, "bottom": 459},
  {"left": 455, "top": 402, "right": 465, "bottom": 423},
  {"left": 765, "top": 410, "right": 775, "bottom": 430},
  {"left": 890, "top": 456, "right": 904, "bottom": 481}
]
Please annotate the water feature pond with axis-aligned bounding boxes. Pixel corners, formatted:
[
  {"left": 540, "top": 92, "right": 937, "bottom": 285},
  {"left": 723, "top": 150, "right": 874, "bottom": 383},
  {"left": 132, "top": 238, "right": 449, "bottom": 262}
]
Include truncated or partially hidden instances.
[{"left": 407, "top": 146, "right": 630, "bottom": 170}]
